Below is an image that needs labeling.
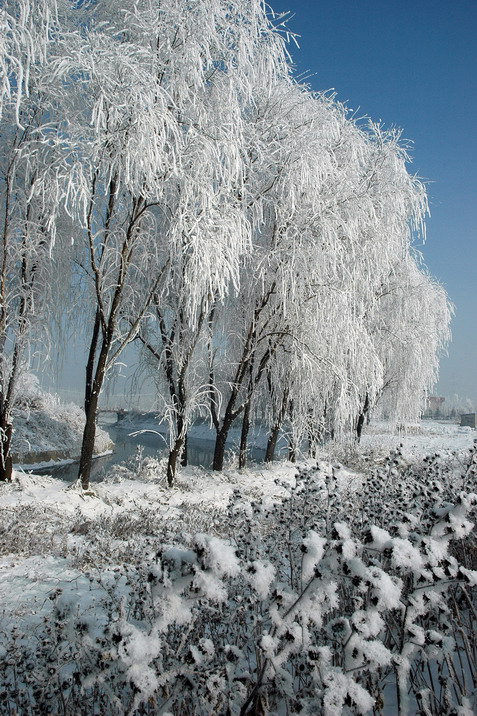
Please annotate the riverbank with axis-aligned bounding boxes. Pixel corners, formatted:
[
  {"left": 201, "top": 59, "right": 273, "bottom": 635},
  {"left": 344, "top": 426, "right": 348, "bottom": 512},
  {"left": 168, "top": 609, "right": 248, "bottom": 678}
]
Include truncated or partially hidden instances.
[
  {"left": 5, "top": 420, "right": 476, "bottom": 513},
  {"left": 16, "top": 411, "right": 475, "bottom": 482},
  {"left": 10, "top": 376, "right": 112, "bottom": 467}
]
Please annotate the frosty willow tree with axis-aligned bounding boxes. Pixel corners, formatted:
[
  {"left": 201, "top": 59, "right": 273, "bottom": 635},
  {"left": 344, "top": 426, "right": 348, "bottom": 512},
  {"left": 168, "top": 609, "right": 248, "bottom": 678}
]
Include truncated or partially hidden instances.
[
  {"left": 61, "top": 0, "right": 291, "bottom": 489},
  {"left": 0, "top": 0, "right": 71, "bottom": 481},
  {"left": 0, "top": 0, "right": 451, "bottom": 485}
]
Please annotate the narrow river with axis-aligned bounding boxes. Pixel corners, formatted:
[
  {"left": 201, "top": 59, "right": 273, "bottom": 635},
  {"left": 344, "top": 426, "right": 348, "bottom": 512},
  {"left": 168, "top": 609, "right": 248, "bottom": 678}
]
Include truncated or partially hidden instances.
[{"left": 35, "top": 418, "right": 266, "bottom": 481}]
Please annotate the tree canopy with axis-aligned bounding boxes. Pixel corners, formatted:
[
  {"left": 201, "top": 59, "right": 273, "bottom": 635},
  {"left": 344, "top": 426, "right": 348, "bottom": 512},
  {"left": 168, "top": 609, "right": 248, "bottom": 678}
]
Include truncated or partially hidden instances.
[{"left": 0, "top": 0, "right": 452, "bottom": 485}]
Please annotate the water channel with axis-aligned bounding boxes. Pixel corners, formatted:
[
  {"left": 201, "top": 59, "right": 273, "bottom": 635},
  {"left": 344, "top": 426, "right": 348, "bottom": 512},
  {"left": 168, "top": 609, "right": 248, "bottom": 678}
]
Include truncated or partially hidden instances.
[{"left": 33, "top": 416, "right": 267, "bottom": 481}]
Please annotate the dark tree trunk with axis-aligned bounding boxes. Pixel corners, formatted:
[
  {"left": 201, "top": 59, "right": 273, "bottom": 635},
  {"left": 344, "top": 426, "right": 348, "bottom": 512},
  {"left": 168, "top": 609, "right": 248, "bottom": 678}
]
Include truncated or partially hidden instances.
[
  {"left": 181, "top": 432, "right": 188, "bottom": 467},
  {"left": 211, "top": 289, "right": 282, "bottom": 472},
  {"left": 166, "top": 401, "right": 189, "bottom": 474},
  {"left": 265, "top": 385, "right": 289, "bottom": 462},
  {"left": 212, "top": 365, "right": 244, "bottom": 470},
  {"left": 167, "top": 434, "right": 185, "bottom": 487},
  {"left": 239, "top": 360, "right": 255, "bottom": 470},
  {"left": 287, "top": 398, "right": 296, "bottom": 462},
  {"left": 238, "top": 399, "right": 251, "bottom": 469},
  {"left": 176, "top": 379, "right": 188, "bottom": 468},
  {"left": 213, "top": 429, "right": 228, "bottom": 471},
  {"left": 78, "top": 190, "right": 158, "bottom": 490},
  {"left": 166, "top": 414, "right": 188, "bottom": 486},
  {"left": 77, "top": 340, "right": 110, "bottom": 490},
  {"left": 288, "top": 441, "right": 297, "bottom": 463},
  {"left": 0, "top": 351, "right": 20, "bottom": 483},
  {"left": 213, "top": 414, "right": 235, "bottom": 471},
  {"left": 356, "top": 412, "right": 365, "bottom": 443},
  {"left": 139, "top": 302, "right": 208, "bottom": 481},
  {"left": 77, "top": 393, "right": 99, "bottom": 490},
  {"left": 84, "top": 308, "right": 101, "bottom": 414},
  {"left": 212, "top": 351, "right": 275, "bottom": 471},
  {"left": 308, "top": 436, "right": 318, "bottom": 459},
  {"left": 0, "top": 418, "right": 13, "bottom": 482},
  {"left": 356, "top": 393, "right": 370, "bottom": 443},
  {"left": 265, "top": 424, "right": 280, "bottom": 463}
]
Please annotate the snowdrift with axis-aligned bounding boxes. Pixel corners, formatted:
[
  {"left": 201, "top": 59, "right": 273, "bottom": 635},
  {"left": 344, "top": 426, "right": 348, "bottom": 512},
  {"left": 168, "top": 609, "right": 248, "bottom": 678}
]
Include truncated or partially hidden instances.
[{"left": 10, "top": 375, "right": 111, "bottom": 466}]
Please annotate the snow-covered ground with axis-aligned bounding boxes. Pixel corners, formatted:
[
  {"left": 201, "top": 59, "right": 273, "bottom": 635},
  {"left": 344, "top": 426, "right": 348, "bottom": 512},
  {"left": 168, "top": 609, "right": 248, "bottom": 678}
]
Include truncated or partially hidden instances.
[
  {"left": 7, "top": 418, "right": 473, "bottom": 515},
  {"left": 361, "top": 419, "right": 476, "bottom": 459},
  {"left": 0, "top": 419, "right": 475, "bottom": 715},
  {"left": 2, "top": 420, "right": 475, "bottom": 615}
]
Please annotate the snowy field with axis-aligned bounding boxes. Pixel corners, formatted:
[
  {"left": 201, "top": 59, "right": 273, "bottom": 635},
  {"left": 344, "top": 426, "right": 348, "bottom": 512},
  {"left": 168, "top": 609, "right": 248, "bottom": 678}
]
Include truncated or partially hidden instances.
[
  {"left": 1, "top": 420, "right": 476, "bottom": 715},
  {"left": 361, "top": 419, "right": 476, "bottom": 459}
]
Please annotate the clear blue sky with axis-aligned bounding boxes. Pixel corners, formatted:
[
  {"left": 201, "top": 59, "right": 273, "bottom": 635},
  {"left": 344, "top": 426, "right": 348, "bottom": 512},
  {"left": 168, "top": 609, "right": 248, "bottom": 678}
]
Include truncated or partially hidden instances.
[{"left": 270, "top": 0, "right": 477, "bottom": 405}]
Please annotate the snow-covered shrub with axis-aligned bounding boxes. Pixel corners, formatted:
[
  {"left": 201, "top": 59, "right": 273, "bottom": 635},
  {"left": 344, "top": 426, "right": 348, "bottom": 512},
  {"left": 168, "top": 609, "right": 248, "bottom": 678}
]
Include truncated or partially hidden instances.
[
  {"left": 101, "top": 448, "right": 168, "bottom": 485},
  {"left": 13, "top": 373, "right": 50, "bottom": 412},
  {"left": 1, "top": 443, "right": 476, "bottom": 715},
  {"left": 0, "top": 501, "right": 72, "bottom": 557},
  {"left": 10, "top": 374, "right": 111, "bottom": 460}
]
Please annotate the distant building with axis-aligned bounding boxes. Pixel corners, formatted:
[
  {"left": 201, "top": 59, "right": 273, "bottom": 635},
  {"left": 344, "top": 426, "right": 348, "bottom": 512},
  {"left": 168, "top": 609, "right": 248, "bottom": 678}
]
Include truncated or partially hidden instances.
[
  {"left": 426, "top": 396, "right": 445, "bottom": 414},
  {"left": 460, "top": 413, "right": 476, "bottom": 428}
]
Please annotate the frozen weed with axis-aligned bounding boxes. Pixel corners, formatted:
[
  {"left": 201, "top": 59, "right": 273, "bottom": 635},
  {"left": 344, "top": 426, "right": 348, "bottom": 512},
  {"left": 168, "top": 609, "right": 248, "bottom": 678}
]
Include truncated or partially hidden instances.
[{"left": 0, "top": 442, "right": 476, "bottom": 715}]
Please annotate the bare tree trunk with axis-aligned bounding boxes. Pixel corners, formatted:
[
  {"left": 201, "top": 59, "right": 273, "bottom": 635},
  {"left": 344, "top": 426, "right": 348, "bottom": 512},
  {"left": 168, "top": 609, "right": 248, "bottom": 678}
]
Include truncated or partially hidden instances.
[
  {"left": 307, "top": 408, "right": 318, "bottom": 458},
  {"left": 265, "top": 385, "right": 289, "bottom": 462},
  {"left": 77, "top": 339, "right": 109, "bottom": 490},
  {"left": 288, "top": 441, "right": 297, "bottom": 462},
  {"left": 138, "top": 299, "right": 209, "bottom": 483},
  {"left": 212, "top": 329, "right": 279, "bottom": 471},
  {"left": 0, "top": 362, "right": 15, "bottom": 483},
  {"left": 212, "top": 370, "right": 243, "bottom": 470},
  {"left": 308, "top": 439, "right": 318, "bottom": 460},
  {"left": 213, "top": 411, "right": 235, "bottom": 471},
  {"left": 0, "top": 417, "right": 13, "bottom": 482},
  {"left": 167, "top": 434, "right": 185, "bottom": 487},
  {"left": 77, "top": 395, "right": 99, "bottom": 491},
  {"left": 238, "top": 359, "right": 256, "bottom": 470},
  {"left": 78, "top": 194, "right": 158, "bottom": 490},
  {"left": 0, "top": 210, "right": 38, "bottom": 482},
  {"left": 356, "top": 393, "right": 370, "bottom": 443},
  {"left": 176, "top": 376, "right": 188, "bottom": 468},
  {"left": 166, "top": 414, "right": 188, "bottom": 487},
  {"left": 0, "top": 334, "right": 27, "bottom": 482},
  {"left": 265, "top": 425, "right": 279, "bottom": 463},
  {"left": 238, "top": 398, "right": 251, "bottom": 469},
  {"left": 181, "top": 432, "right": 188, "bottom": 467},
  {"left": 165, "top": 376, "right": 188, "bottom": 483},
  {"left": 356, "top": 412, "right": 365, "bottom": 443},
  {"left": 84, "top": 308, "right": 101, "bottom": 415},
  {"left": 287, "top": 399, "right": 297, "bottom": 462}
]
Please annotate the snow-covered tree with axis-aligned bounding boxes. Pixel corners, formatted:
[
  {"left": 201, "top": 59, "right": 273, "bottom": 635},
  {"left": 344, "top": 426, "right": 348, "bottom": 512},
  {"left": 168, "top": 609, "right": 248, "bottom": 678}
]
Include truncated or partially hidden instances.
[
  {"left": 60, "top": 0, "right": 290, "bottom": 489},
  {"left": 372, "top": 256, "right": 453, "bottom": 424},
  {"left": 206, "top": 81, "right": 352, "bottom": 469},
  {"left": 272, "top": 122, "right": 440, "bottom": 452},
  {"left": 0, "top": 0, "right": 453, "bottom": 484},
  {"left": 0, "top": 0, "right": 63, "bottom": 120},
  {"left": 442, "top": 393, "right": 475, "bottom": 418},
  {"left": 112, "top": 0, "right": 292, "bottom": 485},
  {"left": 207, "top": 83, "right": 436, "bottom": 467},
  {"left": 0, "top": 0, "right": 71, "bottom": 481}
]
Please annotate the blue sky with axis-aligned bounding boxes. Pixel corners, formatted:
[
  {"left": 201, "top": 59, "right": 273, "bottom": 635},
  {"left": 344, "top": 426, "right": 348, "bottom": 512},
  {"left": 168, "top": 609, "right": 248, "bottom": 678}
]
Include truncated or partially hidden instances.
[{"left": 270, "top": 0, "right": 477, "bottom": 405}]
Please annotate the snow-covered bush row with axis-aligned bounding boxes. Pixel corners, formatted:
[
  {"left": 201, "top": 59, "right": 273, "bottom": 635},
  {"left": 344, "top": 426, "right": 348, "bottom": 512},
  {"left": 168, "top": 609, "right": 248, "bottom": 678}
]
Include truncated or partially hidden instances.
[{"left": 1, "top": 445, "right": 476, "bottom": 715}]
